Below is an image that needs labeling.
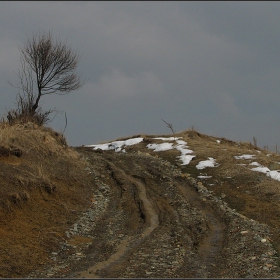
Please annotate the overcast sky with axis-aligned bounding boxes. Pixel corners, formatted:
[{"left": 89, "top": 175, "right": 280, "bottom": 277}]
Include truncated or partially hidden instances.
[{"left": 1, "top": 1, "right": 280, "bottom": 150}]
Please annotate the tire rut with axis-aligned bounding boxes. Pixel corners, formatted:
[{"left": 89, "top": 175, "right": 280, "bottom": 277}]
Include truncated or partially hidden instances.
[
  {"left": 77, "top": 154, "right": 226, "bottom": 277},
  {"left": 76, "top": 161, "right": 159, "bottom": 278},
  {"left": 177, "top": 182, "right": 226, "bottom": 277}
]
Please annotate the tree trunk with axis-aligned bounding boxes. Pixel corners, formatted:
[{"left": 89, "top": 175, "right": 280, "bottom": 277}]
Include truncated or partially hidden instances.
[{"left": 31, "top": 92, "right": 41, "bottom": 114}]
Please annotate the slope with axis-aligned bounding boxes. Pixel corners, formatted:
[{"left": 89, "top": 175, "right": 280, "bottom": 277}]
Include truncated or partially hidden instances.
[
  {"left": 29, "top": 130, "right": 280, "bottom": 278},
  {"left": 0, "top": 122, "right": 94, "bottom": 277},
  {"left": 1, "top": 124, "right": 280, "bottom": 278}
]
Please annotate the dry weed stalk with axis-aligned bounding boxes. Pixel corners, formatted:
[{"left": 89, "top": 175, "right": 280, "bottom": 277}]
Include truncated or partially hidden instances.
[
  {"left": 37, "top": 163, "right": 52, "bottom": 185},
  {"left": 161, "top": 119, "right": 176, "bottom": 140}
]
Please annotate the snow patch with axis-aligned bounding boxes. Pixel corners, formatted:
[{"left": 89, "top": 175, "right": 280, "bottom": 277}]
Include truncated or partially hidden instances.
[
  {"left": 197, "top": 175, "right": 212, "bottom": 179},
  {"left": 176, "top": 139, "right": 187, "bottom": 145},
  {"left": 147, "top": 137, "right": 195, "bottom": 165},
  {"left": 175, "top": 143, "right": 195, "bottom": 165},
  {"left": 249, "top": 162, "right": 261, "bottom": 166},
  {"left": 87, "top": 137, "right": 143, "bottom": 152},
  {"left": 196, "top": 158, "right": 218, "bottom": 169},
  {"left": 147, "top": 142, "right": 174, "bottom": 152},
  {"left": 178, "top": 154, "right": 196, "bottom": 165},
  {"left": 251, "top": 166, "right": 270, "bottom": 174},
  {"left": 153, "top": 137, "right": 180, "bottom": 141},
  {"left": 251, "top": 166, "right": 280, "bottom": 181},
  {"left": 234, "top": 154, "right": 255, "bottom": 160}
]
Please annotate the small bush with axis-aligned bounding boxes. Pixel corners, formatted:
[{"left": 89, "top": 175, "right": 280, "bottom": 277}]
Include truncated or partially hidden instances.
[
  {"left": 3, "top": 95, "right": 54, "bottom": 126},
  {"left": 5, "top": 108, "right": 53, "bottom": 126}
]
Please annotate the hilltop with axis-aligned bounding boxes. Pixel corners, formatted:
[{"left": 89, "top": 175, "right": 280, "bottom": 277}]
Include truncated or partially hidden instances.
[{"left": 1, "top": 123, "right": 280, "bottom": 278}]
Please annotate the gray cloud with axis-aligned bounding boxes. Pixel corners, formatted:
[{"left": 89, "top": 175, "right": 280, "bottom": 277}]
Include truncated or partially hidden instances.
[{"left": 1, "top": 1, "right": 280, "bottom": 150}]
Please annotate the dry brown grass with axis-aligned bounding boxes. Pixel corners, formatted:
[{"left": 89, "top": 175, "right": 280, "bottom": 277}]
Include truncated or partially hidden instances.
[
  {"left": 0, "top": 121, "right": 93, "bottom": 277},
  {"left": 0, "top": 122, "right": 67, "bottom": 154}
]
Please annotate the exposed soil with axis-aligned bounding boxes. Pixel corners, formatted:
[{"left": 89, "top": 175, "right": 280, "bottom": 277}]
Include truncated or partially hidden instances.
[{"left": 1, "top": 125, "right": 280, "bottom": 278}]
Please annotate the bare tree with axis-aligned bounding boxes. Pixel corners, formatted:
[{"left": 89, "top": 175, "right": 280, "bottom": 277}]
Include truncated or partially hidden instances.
[{"left": 17, "top": 31, "right": 83, "bottom": 115}]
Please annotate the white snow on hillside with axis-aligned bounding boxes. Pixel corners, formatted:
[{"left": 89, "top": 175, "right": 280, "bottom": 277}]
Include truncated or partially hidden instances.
[
  {"left": 197, "top": 175, "right": 212, "bottom": 179},
  {"left": 85, "top": 137, "right": 143, "bottom": 152},
  {"left": 174, "top": 140, "right": 195, "bottom": 165},
  {"left": 146, "top": 142, "right": 174, "bottom": 152},
  {"left": 249, "top": 162, "right": 261, "bottom": 166},
  {"left": 86, "top": 136, "right": 280, "bottom": 182},
  {"left": 234, "top": 154, "right": 280, "bottom": 182},
  {"left": 196, "top": 157, "right": 218, "bottom": 169},
  {"left": 153, "top": 137, "right": 180, "bottom": 141},
  {"left": 251, "top": 166, "right": 280, "bottom": 181},
  {"left": 234, "top": 154, "right": 255, "bottom": 159},
  {"left": 146, "top": 137, "right": 195, "bottom": 165}
]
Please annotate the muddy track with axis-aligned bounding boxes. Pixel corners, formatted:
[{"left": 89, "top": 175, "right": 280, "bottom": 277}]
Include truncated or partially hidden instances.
[
  {"left": 77, "top": 161, "right": 159, "bottom": 278},
  {"left": 73, "top": 150, "right": 227, "bottom": 278},
  {"left": 27, "top": 147, "right": 280, "bottom": 278},
  {"left": 176, "top": 182, "right": 226, "bottom": 276}
]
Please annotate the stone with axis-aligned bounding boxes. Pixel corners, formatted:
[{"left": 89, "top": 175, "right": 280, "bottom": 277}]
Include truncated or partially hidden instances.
[{"left": 221, "top": 193, "right": 226, "bottom": 199}]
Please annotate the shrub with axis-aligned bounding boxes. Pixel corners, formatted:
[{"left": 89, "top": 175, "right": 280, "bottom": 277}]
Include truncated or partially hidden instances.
[{"left": 3, "top": 94, "right": 55, "bottom": 126}]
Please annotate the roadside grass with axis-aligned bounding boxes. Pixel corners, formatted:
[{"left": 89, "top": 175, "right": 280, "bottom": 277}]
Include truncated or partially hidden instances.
[{"left": 0, "top": 121, "right": 94, "bottom": 277}]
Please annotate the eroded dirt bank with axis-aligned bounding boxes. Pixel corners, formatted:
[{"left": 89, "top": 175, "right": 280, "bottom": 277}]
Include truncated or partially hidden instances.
[{"left": 27, "top": 146, "right": 280, "bottom": 278}]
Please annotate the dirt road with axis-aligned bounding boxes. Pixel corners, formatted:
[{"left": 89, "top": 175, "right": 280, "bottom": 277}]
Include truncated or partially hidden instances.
[
  {"left": 27, "top": 145, "right": 280, "bottom": 278},
  {"left": 72, "top": 149, "right": 227, "bottom": 278},
  {"left": 77, "top": 161, "right": 159, "bottom": 278}
]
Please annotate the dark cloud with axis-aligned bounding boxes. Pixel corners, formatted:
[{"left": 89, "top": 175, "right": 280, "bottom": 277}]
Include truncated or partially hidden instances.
[{"left": 1, "top": 2, "right": 280, "bottom": 150}]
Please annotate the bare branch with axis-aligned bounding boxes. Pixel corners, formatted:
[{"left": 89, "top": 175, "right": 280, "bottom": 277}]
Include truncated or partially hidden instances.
[
  {"left": 62, "top": 111, "right": 68, "bottom": 136},
  {"left": 161, "top": 119, "right": 176, "bottom": 140}
]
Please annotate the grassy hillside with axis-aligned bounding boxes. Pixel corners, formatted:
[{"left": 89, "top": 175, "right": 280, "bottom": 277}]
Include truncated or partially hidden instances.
[
  {"left": 0, "top": 122, "right": 94, "bottom": 277},
  {"left": 1, "top": 122, "right": 280, "bottom": 277}
]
